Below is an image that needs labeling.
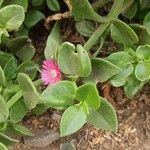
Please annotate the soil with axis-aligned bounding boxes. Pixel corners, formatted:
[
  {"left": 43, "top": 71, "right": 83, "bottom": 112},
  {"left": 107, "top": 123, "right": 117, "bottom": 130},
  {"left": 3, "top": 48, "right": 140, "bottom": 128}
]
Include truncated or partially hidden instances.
[{"left": 11, "top": 19, "right": 150, "bottom": 150}]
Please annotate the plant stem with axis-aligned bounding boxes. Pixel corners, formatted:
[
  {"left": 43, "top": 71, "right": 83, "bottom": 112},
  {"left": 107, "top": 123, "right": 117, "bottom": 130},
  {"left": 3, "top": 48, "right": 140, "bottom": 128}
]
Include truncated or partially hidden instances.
[
  {"left": 83, "top": 23, "right": 110, "bottom": 51},
  {"left": 7, "top": 90, "right": 22, "bottom": 109}
]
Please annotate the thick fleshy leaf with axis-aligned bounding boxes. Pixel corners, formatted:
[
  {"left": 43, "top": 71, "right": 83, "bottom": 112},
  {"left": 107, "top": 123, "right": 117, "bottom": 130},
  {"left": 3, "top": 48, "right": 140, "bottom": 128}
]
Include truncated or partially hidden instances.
[
  {"left": 107, "top": 51, "right": 132, "bottom": 68},
  {"left": 135, "top": 60, "right": 150, "bottom": 81},
  {"left": 75, "top": 20, "right": 95, "bottom": 37},
  {"left": 85, "top": 58, "right": 121, "bottom": 83},
  {"left": 7, "top": 123, "right": 33, "bottom": 136},
  {"left": 17, "top": 61, "right": 38, "bottom": 80},
  {"left": 111, "top": 19, "right": 138, "bottom": 45},
  {"left": 0, "top": 5, "right": 25, "bottom": 31},
  {"left": 18, "top": 73, "right": 40, "bottom": 110},
  {"left": 60, "top": 105, "right": 87, "bottom": 137},
  {"left": 75, "top": 84, "right": 100, "bottom": 109},
  {"left": 124, "top": 74, "right": 144, "bottom": 98},
  {"left": 110, "top": 63, "right": 134, "bottom": 87},
  {"left": 47, "top": 0, "right": 60, "bottom": 11},
  {"left": 31, "top": 0, "right": 43, "bottom": 7},
  {"left": 87, "top": 97, "right": 118, "bottom": 132},
  {"left": 0, "top": 95, "right": 9, "bottom": 123},
  {"left": 144, "top": 12, "right": 150, "bottom": 35},
  {"left": 0, "top": 66, "right": 5, "bottom": 86},
  {"left": 122, "top": 0, "right": 137, "bottom": 19},
  {"left": 2, "top": 0, "right": 28, "bottom": 12},
  {"left": 0, "top": 132, "right": 18, "bottom": 146},
  {"left": 16, "top": 45, "right": 35, "bottom": 61},
  {"left": 44, "top": 22, "right": 62, "bottom": 59},
  {"left": 40, "top": 81, "right": 76, "bottom": 110},
  {"left": 136, "top": 45, "right": 150, "bottom": 60},
  {"left": 58, "top": 42, "right": 91, "bottom": 77},
  {"left": 24, "top": 10, "right": 45, "bottom": 28},
  {"left": 10, "top": 98, "right": 28, "bottom": 123},
  {"left": 4, "top": 57, "right": 17, "bottom": 80},
  {"left": 0, "top": 142, "right": 8, "bottom": 150}
]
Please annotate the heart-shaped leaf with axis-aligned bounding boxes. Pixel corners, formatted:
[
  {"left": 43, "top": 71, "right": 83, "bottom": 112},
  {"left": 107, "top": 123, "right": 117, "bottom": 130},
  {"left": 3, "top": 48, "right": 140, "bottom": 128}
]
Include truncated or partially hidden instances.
[
  {"left": 60, "top": 104, "right": 87, "bottom": 137},
  {"left": 40, "top": 81, "right": 76, "bottom": 110},
  {"left": 111, "top": 19, "right": 138, "bottom": 46},
  {"left": 18, "top": 73, "right": 40, "bottom": 110},
  {"left": 58, "top": 42, "right": 91, "bottom": 77},
  {"left": 87, "top": 97, "right": 118, "bottom": 132},
  {"left": 0, "top": 95, "right": 9, "bottom": 123},
  {"left": 135, "top": 60, "right": 150, "bottom": 81},
  {"left": 75, "top": 83, "right": 100, "bottom": 110}
]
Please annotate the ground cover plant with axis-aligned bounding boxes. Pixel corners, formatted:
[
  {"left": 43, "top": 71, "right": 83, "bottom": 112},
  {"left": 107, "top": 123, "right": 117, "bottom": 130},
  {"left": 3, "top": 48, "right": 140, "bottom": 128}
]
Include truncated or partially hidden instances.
[{"left": 0, "top": 0, "right": 149, "bottom": 149}]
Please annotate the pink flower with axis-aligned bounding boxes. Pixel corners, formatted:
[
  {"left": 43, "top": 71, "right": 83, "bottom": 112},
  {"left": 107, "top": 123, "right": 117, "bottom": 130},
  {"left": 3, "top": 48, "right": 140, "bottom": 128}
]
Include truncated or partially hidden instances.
[{"left": 41, "top": 59, "right": 61, "bottom": 85}]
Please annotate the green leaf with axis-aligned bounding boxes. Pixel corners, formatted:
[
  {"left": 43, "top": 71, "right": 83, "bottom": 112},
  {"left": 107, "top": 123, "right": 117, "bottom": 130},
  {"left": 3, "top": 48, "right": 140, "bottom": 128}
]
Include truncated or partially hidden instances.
[
  {"left": 87, "top": 97, "right": 118, "bottom": 132},
  {"left": 75, "top": 20, "right": 95, "bottom": 37},
  {"left": 122, "top": 1, "right": 137, "bottom": 19},
  {"left": 69, "top": 0, "right": 112, "bottom": 22},
  {"left": 17, "top": 61, "right": 38, "bottom": 80},
  {"left": 40, "top": 81, "right": 76, "bottom": 110},
  {"left": 135, "top": 60, "right": 150, "bottom": 81},
  {"left": 110, "top": 63, "right": 134, "bottom": 87},
  {"left": 10, "top": 98, "right": 28, "bottom": 123},
  {"left": 24, "top": 10, "right": 45, "bottom": 28},
  {"left": 44, "top": 22, "right": 62, "bottom": 59},
  {"left": 107, "top": 51, "right": 132, "bottom": 68},
  {"left": 0, "top": 142, "right": 8, "bottom": 150},
  {"left": 31, "top": 0, "right": 43, "bottom": 7},
  {"left": 0, "top": 52, "right": 13, "bottom": 68},
  {"left": 60, "top": 105, "right": 87, "bottom": 137},
  {"left": 7, "top": 123, "right": 33, "bottom": 136},
  {"left": 1, "top": 0, "right": 28, "bottom": 12},
  {"left": 6, "top": 36, "right": 28, "bottom": 52},
  {"left": 18, "top": 73, "right": 40, "bottom": 110},
  {"left": 124, "top": 74, "right": 144, "bottom": 98},
  {"left": 0, "top": 66, "right": 5, "bottom": 86},
  {"left": 4, "top": 57, "right": 17, "bottom": 80},
  {"left": 0, "top": 5, "right": 25, "bottom": 31},
  {"left": 0, "top": 0, "right": 4, "bottom": 6},
  {"left": 16, "top": 45, "right": 35, "bottom": 61},
  {"left": 58, "top": 42, "right": 91, "bottom": 77},
  {"left": 0, "top": 132, "right": 18, "bottom": 146},
  {"left": 85, "top": 58, "right": 121, "bottom": 83},
  {"left": 111, "top": 19, "right": 138, "bottom": 46},
  {"left": 47, "top": 0, "right": 60, "bottom": 11},
  {"left": 0, "top": 95, "right": 9, "bottom": 123},
  {"left": 136, "top": 45, "right": 150, "bottom": 60},
  {"left": 144, "top": 12, "right": 150, "bottom": 35},
  {"left": 75, "top": 84, "right": 100, "bottom": 110}
]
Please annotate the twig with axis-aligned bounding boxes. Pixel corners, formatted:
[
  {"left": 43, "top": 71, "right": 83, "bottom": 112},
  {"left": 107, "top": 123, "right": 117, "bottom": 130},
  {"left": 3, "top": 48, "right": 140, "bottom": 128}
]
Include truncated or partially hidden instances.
[{"left": 45, "top": 11, "right": 71, "bottom": 29}]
